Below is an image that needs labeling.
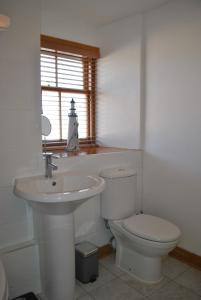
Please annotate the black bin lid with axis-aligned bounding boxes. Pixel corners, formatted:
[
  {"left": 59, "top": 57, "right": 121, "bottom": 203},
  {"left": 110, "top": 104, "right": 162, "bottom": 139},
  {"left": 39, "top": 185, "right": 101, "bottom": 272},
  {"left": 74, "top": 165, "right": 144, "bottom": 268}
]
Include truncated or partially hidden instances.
[{"left": 75, "top": 242, "right": 98, "bottom": 257}]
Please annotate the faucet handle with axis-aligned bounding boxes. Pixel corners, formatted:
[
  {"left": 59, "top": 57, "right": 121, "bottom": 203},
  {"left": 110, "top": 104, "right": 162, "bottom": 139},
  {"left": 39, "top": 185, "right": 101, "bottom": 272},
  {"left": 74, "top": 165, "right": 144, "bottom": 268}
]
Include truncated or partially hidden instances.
[{"left": 43, "top": 152, "right": 53, "bottom": 157}]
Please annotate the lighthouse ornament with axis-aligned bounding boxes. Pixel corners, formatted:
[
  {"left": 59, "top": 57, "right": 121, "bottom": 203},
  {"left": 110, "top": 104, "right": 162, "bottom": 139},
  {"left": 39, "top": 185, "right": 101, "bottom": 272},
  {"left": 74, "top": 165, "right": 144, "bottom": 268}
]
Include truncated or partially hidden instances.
[{"left": 66, "top": 98, "right": 79, "bottom": 151}]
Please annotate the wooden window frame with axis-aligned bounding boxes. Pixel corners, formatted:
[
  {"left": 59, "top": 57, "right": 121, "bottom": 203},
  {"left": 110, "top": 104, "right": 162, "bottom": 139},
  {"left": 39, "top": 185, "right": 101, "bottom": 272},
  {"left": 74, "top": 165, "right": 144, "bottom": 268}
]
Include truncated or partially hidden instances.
[{"left": 41, "top": 35, "right": 100, "bottom": 150}]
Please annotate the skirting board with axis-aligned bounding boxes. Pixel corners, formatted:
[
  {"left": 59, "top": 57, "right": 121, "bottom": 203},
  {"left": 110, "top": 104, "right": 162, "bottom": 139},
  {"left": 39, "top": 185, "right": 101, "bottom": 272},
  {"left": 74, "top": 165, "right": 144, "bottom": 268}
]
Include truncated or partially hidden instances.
[
  {"left": 98, "top": 244, "right": 113, "bottom": 259},
  {"left": 99, "top": 244, "right": 201, "bottom": 271},
  {"left": 170, "top": 246, "right": 201, "bottom": 271}
]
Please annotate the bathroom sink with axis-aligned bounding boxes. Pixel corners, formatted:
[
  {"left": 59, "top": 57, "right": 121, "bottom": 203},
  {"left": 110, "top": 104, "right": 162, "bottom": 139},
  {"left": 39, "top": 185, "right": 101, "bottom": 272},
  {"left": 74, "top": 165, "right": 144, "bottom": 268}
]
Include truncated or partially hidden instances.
[
  {"left": 14, "top": 172, "right": 105, "bottom": 214},
  {"left": 14, "top": 171, "right": 105, "bottom": 300}
]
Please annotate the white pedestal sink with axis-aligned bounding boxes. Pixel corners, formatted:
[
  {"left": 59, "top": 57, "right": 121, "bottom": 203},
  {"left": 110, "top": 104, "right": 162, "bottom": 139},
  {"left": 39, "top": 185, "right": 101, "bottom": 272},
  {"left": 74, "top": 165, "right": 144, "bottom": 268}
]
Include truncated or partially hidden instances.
[{"left": 14, "top": 172, "right": 105, "bottom": 300}]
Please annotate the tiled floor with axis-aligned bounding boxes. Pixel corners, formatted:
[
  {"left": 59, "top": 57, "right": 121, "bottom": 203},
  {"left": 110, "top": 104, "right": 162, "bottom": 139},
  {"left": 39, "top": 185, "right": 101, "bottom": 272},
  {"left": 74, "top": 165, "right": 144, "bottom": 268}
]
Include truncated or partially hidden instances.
[{"left": 75, "top": 254, "right": 201, "bottom": 300}]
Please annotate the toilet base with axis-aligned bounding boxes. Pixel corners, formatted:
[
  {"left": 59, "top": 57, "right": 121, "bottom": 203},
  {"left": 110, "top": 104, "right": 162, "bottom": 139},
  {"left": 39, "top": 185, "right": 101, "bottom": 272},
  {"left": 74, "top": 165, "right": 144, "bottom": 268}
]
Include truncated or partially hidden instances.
[
  {"left": 109, "top": 217, "right": 179, "bottom": 283},
  {"left": 115, "top": 243, "right": 163, "bottom": 283}
]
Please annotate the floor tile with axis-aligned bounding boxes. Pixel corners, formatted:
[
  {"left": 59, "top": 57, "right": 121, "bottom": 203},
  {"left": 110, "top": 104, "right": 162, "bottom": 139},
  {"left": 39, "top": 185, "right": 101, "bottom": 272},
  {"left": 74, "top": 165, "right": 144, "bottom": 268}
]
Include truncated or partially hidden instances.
[
  {"left": 175, "top": 268, "right": 201, "bottom": 296},
  {"left": 120, "top": 272, "right": 170, "bottom": 296},
  {"left": 90, "top": 278, "right": 145, "bottom": 300},
  {"left": 162, "top": 257, "right": 189, "bottom": 279},
  {"left": 79, "top": 295, "right": 94, "bottom": 300},
  {"left": 148, "top": 281, "right": 201, "bottom": 300},
  {"left": 78, "top": 265, "right": 116, "bottom": 292},
  {"left": 75, "top": 281, "right": 87, "bottom": 299},
  {"left": 100, "top": 253, "right": 125, "bottom": 276}
]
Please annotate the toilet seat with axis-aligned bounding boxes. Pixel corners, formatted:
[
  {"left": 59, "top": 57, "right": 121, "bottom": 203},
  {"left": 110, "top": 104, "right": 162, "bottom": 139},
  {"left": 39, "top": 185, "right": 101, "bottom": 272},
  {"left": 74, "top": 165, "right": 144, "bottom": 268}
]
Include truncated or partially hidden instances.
[{"left": 122, "top": 214, "right": 181, "bottom": 243}]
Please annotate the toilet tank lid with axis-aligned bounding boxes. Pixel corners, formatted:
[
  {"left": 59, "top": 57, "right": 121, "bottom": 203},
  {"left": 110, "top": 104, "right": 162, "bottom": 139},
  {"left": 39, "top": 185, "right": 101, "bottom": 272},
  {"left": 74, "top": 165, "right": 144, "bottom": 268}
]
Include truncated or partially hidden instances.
[{"left": 100, "top": 167, "right": 136, "bottom": 179}]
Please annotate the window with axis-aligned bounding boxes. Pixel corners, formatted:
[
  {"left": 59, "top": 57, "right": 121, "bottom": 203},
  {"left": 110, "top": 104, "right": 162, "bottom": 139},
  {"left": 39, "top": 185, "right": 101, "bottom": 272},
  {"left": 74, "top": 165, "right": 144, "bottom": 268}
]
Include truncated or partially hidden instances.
[{"left": 40, "top": 35, "right": 100, "bottom": 149}]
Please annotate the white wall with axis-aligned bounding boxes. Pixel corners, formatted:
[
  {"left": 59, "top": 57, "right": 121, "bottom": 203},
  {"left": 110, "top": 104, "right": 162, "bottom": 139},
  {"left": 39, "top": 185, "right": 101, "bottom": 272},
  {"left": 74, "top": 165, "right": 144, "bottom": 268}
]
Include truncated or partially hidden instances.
[
  {"left": 41, "top": 3, "right": 143, "bottom": 149},
  {"left": 97, "top": 15, "right": 142, "bottom": 149},
  {"left": 41, "top": 1, "right": 99, "bottom": 46},
  {"left": 143, "top": 0, "right": 201, "bottom": 256},
  {"left": 0, "top": 0, "right": 42, "bottom": 247},
  {"left": 96, "top": 0, "right": 201, "bottom": 256},
  {"left": 0, "top": 0, "right": 42, "bottom": 296},
  {"left": 2, "top": 243, "right": 40, "bottom": 298}
]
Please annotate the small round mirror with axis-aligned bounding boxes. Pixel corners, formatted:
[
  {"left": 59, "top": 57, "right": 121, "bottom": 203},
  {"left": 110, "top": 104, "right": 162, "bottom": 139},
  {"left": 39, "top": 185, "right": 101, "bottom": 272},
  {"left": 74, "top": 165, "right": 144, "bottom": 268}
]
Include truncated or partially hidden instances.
[{"left": 41, "top": 115, "right": 51, "bottom": 136}]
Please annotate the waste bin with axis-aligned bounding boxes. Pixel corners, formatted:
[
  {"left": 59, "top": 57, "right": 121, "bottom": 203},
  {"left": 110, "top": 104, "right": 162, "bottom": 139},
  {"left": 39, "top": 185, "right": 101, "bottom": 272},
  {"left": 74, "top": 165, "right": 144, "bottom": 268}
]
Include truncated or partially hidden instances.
[{"left": 75, "top": 242, "right": 99, "bottom": 283}]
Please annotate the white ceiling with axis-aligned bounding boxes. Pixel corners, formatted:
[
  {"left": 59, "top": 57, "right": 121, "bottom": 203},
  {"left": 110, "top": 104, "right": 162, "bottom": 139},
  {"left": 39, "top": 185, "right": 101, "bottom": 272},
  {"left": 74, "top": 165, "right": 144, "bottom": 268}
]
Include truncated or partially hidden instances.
[{"left": 42, "top": 0, "right": 171, "bottom": 26}]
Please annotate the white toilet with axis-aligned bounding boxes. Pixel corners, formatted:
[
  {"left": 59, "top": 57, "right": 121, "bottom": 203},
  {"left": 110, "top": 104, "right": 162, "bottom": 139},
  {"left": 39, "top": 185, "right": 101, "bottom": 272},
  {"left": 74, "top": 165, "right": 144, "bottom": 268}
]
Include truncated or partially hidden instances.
[
  {"left": 0, "top": 259, "right": 9, "bottom": 300},
  {"left": 100, "top": 167, "right": 181, "bottom": 283}
]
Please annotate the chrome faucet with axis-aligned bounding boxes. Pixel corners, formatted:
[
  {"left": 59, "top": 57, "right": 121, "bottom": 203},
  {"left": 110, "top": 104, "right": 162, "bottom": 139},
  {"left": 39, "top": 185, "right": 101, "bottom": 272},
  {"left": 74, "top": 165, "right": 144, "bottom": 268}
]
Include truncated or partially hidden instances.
[{"left": 43, "top": 153, "right": 58, "bottom": 178}]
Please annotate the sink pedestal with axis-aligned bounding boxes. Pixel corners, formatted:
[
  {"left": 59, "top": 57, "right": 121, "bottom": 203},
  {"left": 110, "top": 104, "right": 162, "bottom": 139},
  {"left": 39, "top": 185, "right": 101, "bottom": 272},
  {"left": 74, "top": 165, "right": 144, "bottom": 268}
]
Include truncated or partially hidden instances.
[{"left": 35, "top": 212, "right": 75, "bottom": 300}]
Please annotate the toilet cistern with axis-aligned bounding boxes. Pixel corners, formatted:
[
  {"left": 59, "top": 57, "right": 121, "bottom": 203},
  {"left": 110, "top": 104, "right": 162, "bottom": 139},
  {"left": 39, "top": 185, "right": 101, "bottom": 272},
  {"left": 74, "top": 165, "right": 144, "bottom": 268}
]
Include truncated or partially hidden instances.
[{"left": 43, "top": 152, "right": 58, "bottom": 178}]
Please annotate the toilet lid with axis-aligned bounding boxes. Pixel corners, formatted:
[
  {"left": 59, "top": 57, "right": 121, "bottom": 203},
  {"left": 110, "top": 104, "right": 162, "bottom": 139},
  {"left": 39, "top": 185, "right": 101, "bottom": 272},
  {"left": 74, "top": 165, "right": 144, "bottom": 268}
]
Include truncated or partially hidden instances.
[{"left": 123, "top": 214, "right": 181, "bottom": 242}]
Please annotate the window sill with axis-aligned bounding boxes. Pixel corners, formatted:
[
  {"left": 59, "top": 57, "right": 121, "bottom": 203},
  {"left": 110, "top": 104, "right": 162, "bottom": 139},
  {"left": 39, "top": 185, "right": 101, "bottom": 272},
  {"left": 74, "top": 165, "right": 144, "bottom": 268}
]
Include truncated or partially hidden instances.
[{"left": 43, "top": 145, "right": 133, "bottom": 158}]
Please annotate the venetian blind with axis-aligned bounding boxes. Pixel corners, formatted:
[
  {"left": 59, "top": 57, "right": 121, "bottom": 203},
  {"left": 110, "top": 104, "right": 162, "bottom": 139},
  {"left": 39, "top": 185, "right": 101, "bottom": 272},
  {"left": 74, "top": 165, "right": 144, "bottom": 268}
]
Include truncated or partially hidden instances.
[{"left": 40, "top": 35, "right": 100, "bottom": 146}]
